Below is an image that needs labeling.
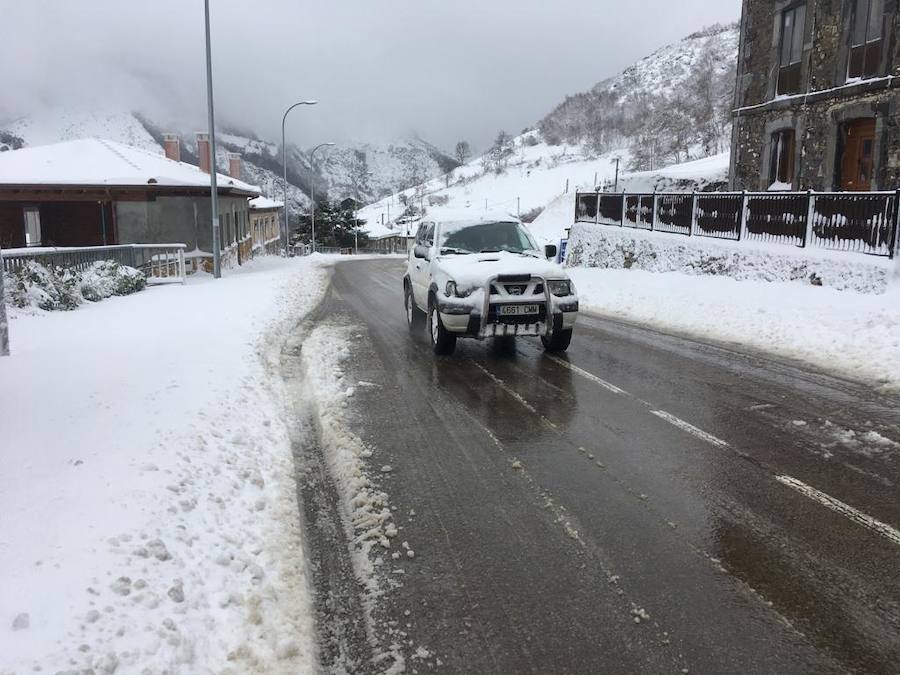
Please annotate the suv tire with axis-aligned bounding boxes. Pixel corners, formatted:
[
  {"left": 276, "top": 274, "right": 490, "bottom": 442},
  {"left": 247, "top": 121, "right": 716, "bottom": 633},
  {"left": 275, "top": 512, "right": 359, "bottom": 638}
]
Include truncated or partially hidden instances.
[
  {"left": 428, "top": 297, "right": 457, "bottom": 355},
  {"left": 405, "top": 284, "right": 425, "bottom": 332},
  {"left": 541, "top": 328, "right": 572, "bottom": 353}
]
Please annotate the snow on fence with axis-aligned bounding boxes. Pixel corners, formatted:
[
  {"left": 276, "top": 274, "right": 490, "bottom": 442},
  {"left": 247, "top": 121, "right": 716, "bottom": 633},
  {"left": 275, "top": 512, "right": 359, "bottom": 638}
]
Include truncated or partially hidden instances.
[
  {"left": 1, "top": 244, "right": 188, "bottom": 284},
  {"left": 575, "top": 190, "right": 900, "bottom": 258}
]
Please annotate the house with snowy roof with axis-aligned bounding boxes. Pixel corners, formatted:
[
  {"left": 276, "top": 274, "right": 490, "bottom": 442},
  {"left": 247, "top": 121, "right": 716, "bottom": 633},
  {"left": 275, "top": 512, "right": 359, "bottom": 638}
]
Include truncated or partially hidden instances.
[
  {"left": 248, "top": 195, "right": 284, "bottom": 255},
  {"left": 0, "top": 134, "right": 272, "bottom": 269}
]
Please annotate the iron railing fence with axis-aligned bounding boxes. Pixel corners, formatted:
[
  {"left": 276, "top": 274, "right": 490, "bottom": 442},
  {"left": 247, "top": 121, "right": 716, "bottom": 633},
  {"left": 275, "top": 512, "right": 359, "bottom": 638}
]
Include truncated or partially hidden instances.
[
  {"left": 1, "top": 244, "right": 187, "bottom": 284},
  {"left": 574, "top": 190, "right": 900, "bottom": 257}
]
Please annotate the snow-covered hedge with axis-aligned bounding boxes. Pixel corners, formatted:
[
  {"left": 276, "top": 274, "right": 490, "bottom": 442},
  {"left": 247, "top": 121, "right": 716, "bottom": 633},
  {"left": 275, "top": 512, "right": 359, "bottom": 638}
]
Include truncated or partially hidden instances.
[
  {"left": 4, "top": 260, "right": 146, "bottom": 311},
  {"left": 566, "top": 223, "right": 893, "bottom": 294},
  {"left": 80, "top": 260, "right": 146, "bottom": 301}
]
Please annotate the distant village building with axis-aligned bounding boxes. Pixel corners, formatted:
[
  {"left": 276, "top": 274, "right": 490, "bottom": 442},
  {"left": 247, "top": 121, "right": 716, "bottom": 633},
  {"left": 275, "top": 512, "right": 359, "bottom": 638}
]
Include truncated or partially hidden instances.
[
  {"left": 730, "top": 0, "right": 900, "bottom": 192},
  {"left": 0, "top": 135, "right": 281, "bottom": 270},
  {"left": 248, "top": 196, "right": 283, "bottom": 255},
  {"left": 369, "top": 221, "right": 417, "bottom": 254}
]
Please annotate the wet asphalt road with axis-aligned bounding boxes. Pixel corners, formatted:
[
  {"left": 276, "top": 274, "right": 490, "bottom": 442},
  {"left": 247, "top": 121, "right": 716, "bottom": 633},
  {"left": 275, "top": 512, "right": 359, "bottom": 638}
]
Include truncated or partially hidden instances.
[{"left": 301, "top": 258, "right": 900, "bottom": 674}]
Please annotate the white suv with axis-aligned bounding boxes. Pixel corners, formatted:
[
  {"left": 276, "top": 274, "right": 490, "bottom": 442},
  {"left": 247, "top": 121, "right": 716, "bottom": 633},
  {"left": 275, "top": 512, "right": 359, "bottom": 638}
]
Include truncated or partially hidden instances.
[{"left": 402, "top": 215, "right": 579, "bottom": 355}]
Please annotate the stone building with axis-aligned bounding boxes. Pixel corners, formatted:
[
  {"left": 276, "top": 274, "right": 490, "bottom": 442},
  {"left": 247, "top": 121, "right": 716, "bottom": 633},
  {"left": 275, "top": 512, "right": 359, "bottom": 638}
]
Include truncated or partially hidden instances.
[{"left": 730, "top": 0, "right": 900, "bottom": 191}]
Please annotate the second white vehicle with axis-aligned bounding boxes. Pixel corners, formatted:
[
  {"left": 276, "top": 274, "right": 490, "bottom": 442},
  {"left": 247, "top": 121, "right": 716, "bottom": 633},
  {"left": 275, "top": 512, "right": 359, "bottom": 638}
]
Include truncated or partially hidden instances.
[{"left": 402, "top": 214, "right": 579, "bottom": 355}]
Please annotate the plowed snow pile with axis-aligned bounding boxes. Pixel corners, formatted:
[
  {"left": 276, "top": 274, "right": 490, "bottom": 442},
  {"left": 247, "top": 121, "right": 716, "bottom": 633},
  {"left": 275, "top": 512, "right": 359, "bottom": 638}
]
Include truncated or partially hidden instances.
[{"left": 1, "top": 256, "right": 332, "bottom": 674}]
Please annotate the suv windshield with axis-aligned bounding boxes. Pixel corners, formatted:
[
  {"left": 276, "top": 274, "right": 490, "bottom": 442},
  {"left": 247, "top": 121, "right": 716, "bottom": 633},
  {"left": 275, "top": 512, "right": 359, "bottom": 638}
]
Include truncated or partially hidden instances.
[{"left": 439, "top": 221, "right": 539, "bottom": 255}]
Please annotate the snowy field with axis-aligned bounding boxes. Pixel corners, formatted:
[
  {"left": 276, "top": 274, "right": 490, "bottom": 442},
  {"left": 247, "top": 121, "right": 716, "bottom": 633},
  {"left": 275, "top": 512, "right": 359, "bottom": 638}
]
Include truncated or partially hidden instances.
[
  {"left": 570, "top": 267, "right": 900, "bottom": 392},
  {"left": 0, "top": 256, "right": 335, "bottom": 674}
]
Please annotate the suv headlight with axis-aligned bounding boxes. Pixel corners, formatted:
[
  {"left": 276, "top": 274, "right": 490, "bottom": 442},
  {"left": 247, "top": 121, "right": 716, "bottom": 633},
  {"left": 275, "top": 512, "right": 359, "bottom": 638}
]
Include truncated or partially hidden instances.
[
  {"left": 445, "top": 280, "right": 473, "bottom": 298},
  {"left": 548, "top": 279, "right": 573, "bottom": 297}
]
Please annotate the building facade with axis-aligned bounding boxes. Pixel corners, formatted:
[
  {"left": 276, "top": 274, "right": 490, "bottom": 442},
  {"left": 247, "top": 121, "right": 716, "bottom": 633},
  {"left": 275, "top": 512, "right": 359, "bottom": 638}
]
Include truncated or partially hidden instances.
[
  {"left": 730, "top": 0, "right": 900, "bottom": 192},
  {"left": 0, "top": 137, "right": 261, "bottom": 271},
  {"left": 248, "top": 197, "right": 283, "bottom": 255}
]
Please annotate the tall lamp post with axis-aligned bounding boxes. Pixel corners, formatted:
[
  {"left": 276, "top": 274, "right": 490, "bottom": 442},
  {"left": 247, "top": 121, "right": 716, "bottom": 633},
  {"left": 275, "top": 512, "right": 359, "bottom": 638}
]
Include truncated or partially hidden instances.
[
  {"left": 281, "top": 100, "right": 318, "bottom": 256},
  {"left": 0, "top": 243, "right": 9, "bottom": 356},
  {"left": 309, "top": 142, "right": 335, "bottom": 253},
  {"left": 203, "top": 0, "right": 223, "bottom": 278}
]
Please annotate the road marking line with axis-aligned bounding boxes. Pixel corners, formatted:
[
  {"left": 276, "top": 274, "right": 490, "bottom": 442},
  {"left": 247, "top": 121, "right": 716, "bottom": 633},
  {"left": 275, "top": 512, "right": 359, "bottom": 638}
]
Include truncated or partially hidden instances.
[
  {"left": 470, "top": 361, "right": 538, "bottom": 414},
  {"left": 546, "top": 355, "right": 627, "bottom": 395},
  {"left": 650, "top": 410, "right": 730, "bottom": 450},
  {"left": 775, "top": 475, "right": 900, "bottom": 547}
]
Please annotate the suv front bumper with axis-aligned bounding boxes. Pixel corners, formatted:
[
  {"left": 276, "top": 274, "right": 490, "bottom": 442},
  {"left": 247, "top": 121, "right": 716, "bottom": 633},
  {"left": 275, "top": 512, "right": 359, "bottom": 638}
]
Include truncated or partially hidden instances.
[{"left": 437, "top": 274, "right": 578, "bottom": 338}]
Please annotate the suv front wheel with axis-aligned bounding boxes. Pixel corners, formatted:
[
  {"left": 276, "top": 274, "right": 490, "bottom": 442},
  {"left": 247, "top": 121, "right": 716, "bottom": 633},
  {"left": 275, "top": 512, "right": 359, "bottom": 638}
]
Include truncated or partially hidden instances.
[
  {"left": 428, "top": 297, "right": 457, "bottom": 355},
  {"left": 405, "top": 284, "right": 425, "bottom": 332},
  {"left": 541, "top": 328, "right": 572, "bottom": 353}
]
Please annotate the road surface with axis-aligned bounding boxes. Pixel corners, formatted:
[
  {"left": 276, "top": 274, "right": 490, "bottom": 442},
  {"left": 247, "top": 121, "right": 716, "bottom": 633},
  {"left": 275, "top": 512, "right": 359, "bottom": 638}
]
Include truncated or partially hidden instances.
[{"left": 291, "top": 258, "right": 900, "bottom": 674}]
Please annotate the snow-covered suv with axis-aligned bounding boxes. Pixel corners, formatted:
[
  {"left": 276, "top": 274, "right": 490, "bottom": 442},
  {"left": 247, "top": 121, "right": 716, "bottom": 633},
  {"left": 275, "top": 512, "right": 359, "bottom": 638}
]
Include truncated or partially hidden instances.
[{"left": 402, "top": 214, "right": 579, "bottom": 355}]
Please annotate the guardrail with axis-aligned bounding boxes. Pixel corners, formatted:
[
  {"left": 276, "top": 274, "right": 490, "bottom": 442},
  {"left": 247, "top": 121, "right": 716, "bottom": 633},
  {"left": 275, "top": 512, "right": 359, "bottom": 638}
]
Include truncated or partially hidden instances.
[
  {"left": 575, "top": 190, "right": 900, "bottom": 258},
  {"left": 1, "top": 244, "right": 188, "bottom": 284}
]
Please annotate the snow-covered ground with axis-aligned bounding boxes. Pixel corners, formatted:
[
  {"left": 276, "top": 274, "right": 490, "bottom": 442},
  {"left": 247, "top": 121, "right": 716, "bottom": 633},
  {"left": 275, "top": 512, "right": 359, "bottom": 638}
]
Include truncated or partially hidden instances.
[
  {"left": 570, "top": 268, "right": 900, "bottom": 392},
  {"left": 0, "top": 256, "right": 334, "bottom": 674}
]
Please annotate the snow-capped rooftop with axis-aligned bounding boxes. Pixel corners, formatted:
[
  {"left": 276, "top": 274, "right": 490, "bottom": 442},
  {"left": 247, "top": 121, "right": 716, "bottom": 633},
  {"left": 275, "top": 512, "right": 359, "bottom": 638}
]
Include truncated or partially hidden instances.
[
  {"left": 0, "top": 138, "right": 261, "bottom": 195},
  {"left": 249, "top": 196, "right": 284, "bottom": 210}
]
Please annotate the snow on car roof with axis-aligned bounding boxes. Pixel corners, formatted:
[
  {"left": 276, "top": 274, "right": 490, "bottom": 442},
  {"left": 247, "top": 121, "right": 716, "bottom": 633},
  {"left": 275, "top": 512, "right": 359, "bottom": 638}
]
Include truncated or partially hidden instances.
[
  {"left": 0, "top": 137, "right": 261, "bottom": 195},
  {"left": 433, "top": 209, "right": 520, "bottom": 228}
]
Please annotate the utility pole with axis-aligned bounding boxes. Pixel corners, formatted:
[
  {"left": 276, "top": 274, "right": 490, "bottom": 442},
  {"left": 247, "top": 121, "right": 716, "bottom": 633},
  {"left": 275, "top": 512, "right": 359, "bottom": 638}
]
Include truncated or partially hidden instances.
[
  {"left": 0, "top": 244, "right": 9, "bottom": 356},
  {"left": 614, "top": 157, "right": 621, "bottom": 192},
  {"left": 203, "top": 0, "right": 221, "bottom": 278}
]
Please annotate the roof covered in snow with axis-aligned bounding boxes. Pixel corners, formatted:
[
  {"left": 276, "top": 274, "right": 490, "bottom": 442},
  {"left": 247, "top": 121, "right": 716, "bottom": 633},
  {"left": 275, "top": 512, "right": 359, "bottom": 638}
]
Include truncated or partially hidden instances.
[
  {"left": 0, "top": 138, "right": 261, "bottom": 196},
  {"left": 249, "top": 196, "right": 284, "bottom": 210}
]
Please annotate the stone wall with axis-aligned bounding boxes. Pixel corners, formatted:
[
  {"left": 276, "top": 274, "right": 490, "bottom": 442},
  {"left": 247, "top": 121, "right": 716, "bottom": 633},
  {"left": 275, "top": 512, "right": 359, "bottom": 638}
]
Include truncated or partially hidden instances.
[{"left": 730, "top": 0, "right": 900, "bottom": 191}]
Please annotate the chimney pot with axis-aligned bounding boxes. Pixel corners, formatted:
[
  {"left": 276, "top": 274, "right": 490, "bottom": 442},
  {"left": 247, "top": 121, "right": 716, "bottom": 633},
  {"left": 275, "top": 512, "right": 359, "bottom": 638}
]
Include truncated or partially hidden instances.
[
  {"left": 196, "top": 132, "right": 211, "bottom": 174},
  {"left": 227, "top": 152, "right": 242, "bottom": 180},
  {"left": 163, "top": 134, "right": 181, "bottom": 162}
]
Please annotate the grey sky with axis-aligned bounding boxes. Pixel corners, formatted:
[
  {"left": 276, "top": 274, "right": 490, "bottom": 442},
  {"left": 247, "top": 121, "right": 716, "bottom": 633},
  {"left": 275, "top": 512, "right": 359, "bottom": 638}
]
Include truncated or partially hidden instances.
[{"left": 1, "top": 0, "right": 741, "bottom": 152}]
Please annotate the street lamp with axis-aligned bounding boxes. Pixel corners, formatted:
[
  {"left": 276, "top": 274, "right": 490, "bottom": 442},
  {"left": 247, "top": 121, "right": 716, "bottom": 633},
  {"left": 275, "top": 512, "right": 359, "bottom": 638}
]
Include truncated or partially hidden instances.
[
  {"left": 203, "top": 0, "right": 222, "bottom": 278},
  {"left": 0, "top": 241, "right": 9, "bottom": 356},
  {"left": 309, "top": 142, "right": 335, "bottom": 253},
  {"left": 281, "top": 100, "right": 318, "bottom": 256}
]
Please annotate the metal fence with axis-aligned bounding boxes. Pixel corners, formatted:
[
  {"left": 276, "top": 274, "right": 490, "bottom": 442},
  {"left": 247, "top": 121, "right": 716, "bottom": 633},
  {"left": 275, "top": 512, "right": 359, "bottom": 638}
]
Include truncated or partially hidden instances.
[
  {"left": 1, "top": 244, "right": 187, "bottom": 284},
  {"left": 575, "top": 190, "right": 900, "bottom": 257}
]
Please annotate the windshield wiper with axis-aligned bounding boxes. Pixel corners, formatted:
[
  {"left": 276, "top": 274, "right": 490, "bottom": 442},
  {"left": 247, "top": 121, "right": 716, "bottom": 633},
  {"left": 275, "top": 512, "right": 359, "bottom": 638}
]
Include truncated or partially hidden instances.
[{"left": 440, "top": 247, "right": 473, "bottom": 255}]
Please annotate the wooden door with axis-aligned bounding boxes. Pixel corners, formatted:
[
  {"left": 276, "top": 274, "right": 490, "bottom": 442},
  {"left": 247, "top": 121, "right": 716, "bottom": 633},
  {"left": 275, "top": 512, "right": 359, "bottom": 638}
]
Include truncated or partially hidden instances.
[{"left": 840, "top": 118, "right": 876, "bottom": 191}]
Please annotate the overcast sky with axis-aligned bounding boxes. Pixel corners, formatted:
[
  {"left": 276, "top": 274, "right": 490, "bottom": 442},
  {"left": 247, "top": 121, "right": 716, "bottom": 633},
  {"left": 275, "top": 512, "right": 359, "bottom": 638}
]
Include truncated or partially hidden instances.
[{"left": 1, "top": 0, "right": 741, "bottom": 152}]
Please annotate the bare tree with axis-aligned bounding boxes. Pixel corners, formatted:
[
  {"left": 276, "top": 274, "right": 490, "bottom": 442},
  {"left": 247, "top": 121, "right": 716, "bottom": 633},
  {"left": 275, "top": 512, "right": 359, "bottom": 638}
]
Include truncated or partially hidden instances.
[{"left": 454, "top": 140, "right": 471, "bottom": 165}]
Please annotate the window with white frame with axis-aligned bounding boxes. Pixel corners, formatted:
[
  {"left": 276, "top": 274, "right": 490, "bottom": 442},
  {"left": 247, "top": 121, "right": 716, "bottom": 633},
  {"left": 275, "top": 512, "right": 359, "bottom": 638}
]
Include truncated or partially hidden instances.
[{"left": 23, "top": 208, "right": 41, "bottom": 247}]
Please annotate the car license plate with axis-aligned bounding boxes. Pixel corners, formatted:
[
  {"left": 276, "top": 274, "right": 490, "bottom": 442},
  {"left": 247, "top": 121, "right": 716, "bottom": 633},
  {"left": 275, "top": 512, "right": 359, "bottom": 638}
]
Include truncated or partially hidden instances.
[{"left": 499, "top": 304, "right": 539, "bottom": 316}]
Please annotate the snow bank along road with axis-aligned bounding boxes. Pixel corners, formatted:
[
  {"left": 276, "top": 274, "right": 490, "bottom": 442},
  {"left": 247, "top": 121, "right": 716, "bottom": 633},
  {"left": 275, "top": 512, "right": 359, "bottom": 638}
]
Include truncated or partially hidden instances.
[
  {"left": 295, "top": 258, "right": 900, "bottom": 673},
  {"left": 1, "top": 257, "right": 328, "bottom": 675}
]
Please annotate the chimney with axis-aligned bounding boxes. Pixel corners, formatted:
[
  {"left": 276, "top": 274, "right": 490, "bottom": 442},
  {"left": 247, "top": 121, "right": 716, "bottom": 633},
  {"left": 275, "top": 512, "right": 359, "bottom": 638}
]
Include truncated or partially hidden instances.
[
  {"left": 196, "top": 132, "right": 210, "bottom": 173},
  {"left": 163, "top": 133, "right": 181, "bottom": 162},
  {"left": 227, "top": 152, "right": 242, "bottom": 180}
]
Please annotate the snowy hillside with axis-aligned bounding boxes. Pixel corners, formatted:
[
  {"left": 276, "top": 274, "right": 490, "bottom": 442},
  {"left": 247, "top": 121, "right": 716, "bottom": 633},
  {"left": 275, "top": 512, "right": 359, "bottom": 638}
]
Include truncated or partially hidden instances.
[
  {"left": 359, "top": 23, "right": 738, "bottom": 246},
  {"left": 596, "top": 24, "right": 739, "bottom": 106},
  {"left": 539, "top": 23, "right": 738, "bottom": 167},
  {"left": 1, "top": 108, "right": 161, "bottom": 154}
]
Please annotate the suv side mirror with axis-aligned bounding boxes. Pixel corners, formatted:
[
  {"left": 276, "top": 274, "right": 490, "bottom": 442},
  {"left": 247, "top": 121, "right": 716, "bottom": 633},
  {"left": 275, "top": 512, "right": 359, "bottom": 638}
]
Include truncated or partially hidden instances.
[
  {"left": 414, "top": 245, "right": 429, "bottom": 260},
  {"left": 544, "top": 244, "right": 558, "bottom": 260}
]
